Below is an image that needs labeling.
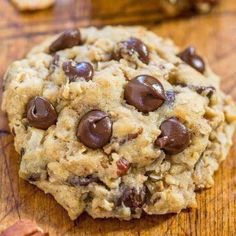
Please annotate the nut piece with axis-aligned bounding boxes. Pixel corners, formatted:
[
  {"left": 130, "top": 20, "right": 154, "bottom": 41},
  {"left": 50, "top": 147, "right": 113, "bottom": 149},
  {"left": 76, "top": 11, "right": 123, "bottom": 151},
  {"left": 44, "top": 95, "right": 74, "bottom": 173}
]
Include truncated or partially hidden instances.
[
  {"left": 0, "top": 220, "right": 48, "bottom": 236},
  {"left": 116, "top": 157, "right": 130, "bottom": 176}
]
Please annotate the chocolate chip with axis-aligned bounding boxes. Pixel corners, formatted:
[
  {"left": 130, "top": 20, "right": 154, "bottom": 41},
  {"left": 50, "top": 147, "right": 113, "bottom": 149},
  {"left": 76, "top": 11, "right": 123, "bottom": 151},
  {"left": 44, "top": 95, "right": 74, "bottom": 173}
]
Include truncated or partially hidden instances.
[
  {"left": 178, "top": 47, "right": 205, "bottom": 73},
  {"left": 77, "top": 110, "right": 112, "bottom": 149},
  {"left": 28, "top": 173, "right": 41, "bottom": 182},
  {"left": 155, "top": 117, "right": 190, "bottom": 155},
  {"left": 124, "top": 75, "right": 166, "bottom": 112},
  {"left": 20, "top": 148, "right": 25, "bottom": 157},
  {"left": 116, "top": 157, "right": 130, "bottom": 176},
  {"left": 173, "top": 83, "right": 215, "bottom": 98},
  {"left": 49, "top": 29, "right": 81, "bottom": 53},
  {"left": 114, "top": 37, "right": 149, "bottom": 64},
  {"left": 63, "top": 61, "right": 94, "bottom": 82},
  {"left": 67, "top": 175, "right": 99, "bottom": 187},
  {"left": 117, "top": 185, "right": 148, "bottom": 212},
  {"left": 194, "top": 85, "right": 216, "bottom": 98},
  {"left": 27, "top": 96, "right": 57, "bottom": 130}
]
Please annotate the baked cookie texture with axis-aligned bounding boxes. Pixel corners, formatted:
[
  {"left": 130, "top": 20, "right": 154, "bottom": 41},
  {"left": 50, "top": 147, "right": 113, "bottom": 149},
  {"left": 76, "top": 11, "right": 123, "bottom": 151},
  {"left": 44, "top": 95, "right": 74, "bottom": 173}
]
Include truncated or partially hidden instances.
[
  {"left": 11, "top": 0, "right": 55, "bottom": 11},
  {"left": 2, "top": 26, "right": 236, "bottom": 220}
]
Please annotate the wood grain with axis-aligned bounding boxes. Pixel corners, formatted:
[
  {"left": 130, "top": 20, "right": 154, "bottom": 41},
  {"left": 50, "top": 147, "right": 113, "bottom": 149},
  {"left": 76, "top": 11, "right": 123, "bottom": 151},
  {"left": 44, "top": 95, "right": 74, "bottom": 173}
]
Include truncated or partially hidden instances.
[{"left": 0, "top": 0, "right": 236, "bottom": 235}]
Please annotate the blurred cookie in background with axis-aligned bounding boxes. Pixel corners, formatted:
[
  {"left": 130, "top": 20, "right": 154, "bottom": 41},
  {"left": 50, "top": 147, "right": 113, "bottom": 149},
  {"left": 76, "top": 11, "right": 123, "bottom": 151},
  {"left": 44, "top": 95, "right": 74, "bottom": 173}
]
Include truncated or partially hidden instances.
[
  {"left": 11, "top": 0, "right": 55, "bottom": 11},
  {"left": 10, "top": 0, "right": 219, "bottom": 16},
  {"left": 160, "top": 0, "right": 219, "bottom": 17},
  {"left": 194, "top": 0, "right": 220, "bottom": 13},
  {"left": 91, "top": 0, "right": 220, "bottom": 23}
]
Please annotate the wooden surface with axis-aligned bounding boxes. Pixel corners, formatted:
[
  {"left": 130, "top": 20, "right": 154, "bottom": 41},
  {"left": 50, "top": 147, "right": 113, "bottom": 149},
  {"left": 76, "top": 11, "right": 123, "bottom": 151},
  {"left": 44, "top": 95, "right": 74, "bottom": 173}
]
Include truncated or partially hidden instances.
[{"left": 0, "top": 0, "right": 236, "bottom": 235}]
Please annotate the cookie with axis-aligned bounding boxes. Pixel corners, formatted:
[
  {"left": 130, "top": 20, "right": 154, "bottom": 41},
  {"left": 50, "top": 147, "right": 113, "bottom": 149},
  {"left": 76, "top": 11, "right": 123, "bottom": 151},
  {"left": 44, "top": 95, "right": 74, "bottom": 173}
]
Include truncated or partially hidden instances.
[
  {"left": 160, "top": 0, "right": 219, "bottom": 16},
  {"left": 11, "top": 0, "right": 55, "bottom": 11},
  {"left": 2, "top": 26, "right": 236, "bottom": 220}
]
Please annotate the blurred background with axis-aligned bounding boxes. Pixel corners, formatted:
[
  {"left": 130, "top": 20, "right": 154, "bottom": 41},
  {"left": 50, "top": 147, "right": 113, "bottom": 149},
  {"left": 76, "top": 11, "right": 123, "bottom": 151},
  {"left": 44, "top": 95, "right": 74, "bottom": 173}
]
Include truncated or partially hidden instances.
[{"left": 1, "top": 0, "right": 236, "bottom": 94}]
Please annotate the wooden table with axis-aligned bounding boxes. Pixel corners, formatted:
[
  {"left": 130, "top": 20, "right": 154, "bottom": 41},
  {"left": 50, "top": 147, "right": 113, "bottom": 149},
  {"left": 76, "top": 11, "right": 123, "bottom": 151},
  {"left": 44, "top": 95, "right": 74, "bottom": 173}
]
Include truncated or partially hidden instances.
[{"left": 0, "top": 0, "right": 235, "bottom": 235}]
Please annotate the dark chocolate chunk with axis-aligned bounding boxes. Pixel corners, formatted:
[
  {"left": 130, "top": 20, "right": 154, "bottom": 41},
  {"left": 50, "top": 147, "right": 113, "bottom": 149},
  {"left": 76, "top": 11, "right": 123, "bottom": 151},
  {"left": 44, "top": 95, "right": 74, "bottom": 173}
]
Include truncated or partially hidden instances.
[
  {"left": 49, "top": 29, "right": 81, "bottom": 53},
  {"left": 20, "top": 148, "right": 25, "bottom": 157},
  {"left": 116, "top": 157, "right": 130, "bottom": 176},
  {"left": 27, "top": 96, "right": 57, "bottom": 130},
  {"left": 67, "top": 175, "right": 99, "bottom": 187},
  {"left": 63, "top": 61, "right": 94, "bottom": 82},
  {"left": 77, "top": 110, "right": 112, "bottom": 149},
  {"left": 155, "top": 117, "right": 190, "bottom": 155},
  {"left": 173, "top": 83, "right": 215, "bottom": 98},
  {"left": 114, "top": 37, "right": 149, "bottom": 64},
  {"left": 178, "top": 47, "right": 205, "bottom": 73},
  {"left": 194, "top": 85, "right": 216, "bottom": 98},
  {"left": 28, "top": 173, "right": 41, "bottom": 182},
  {"left": 117, "top": 185, "right": 148, "bottom": 212},
  {"left": 124, "top": 75, "right": 166, "bottom": 112}
]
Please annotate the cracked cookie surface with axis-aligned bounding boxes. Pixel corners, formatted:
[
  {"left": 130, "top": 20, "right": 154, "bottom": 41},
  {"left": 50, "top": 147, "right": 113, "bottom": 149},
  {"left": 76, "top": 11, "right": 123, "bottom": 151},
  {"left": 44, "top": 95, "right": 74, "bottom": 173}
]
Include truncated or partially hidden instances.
[{"left": 2, "top": 26, "right": 236, "bottom": 220}]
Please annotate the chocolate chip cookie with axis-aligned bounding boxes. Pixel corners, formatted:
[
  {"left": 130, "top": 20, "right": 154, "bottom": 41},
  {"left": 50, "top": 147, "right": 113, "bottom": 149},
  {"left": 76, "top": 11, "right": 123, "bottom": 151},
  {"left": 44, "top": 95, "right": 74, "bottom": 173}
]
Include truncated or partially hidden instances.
[
  {"left": 160, "top": 0, "right": 219, "bottom": 16},
  {"left": 2, "top": 26, "right": 236, "bottom": 220}
]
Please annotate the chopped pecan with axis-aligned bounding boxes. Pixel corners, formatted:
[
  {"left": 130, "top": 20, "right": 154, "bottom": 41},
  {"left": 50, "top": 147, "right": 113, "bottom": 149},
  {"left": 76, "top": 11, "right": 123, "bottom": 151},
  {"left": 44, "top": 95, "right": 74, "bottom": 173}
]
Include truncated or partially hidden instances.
[
  {"left": 116, "top": 184, "right": 149, "bottom": 213},
  {"left": 116, "top": 157, "right": 130, "bottom": 176}
]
